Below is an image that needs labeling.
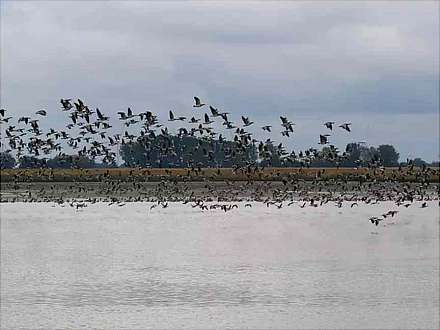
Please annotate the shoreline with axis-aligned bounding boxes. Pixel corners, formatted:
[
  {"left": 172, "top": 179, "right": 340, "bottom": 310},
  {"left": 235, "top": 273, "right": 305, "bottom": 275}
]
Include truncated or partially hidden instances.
[
  {"left": 1, "top": 181, "right": 438, "bottom": 204},
  {"left": 1, "top": 166, "right": 439, "bottom": 183}
]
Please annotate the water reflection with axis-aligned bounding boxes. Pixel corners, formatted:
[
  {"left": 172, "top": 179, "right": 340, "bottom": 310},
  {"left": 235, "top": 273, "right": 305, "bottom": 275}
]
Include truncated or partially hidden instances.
[
  {"left": 1, "top": 203, "right": 438, "bottom": 329},
  {"left": 5, "top": 261, "right": 437, "bottom": 310}
]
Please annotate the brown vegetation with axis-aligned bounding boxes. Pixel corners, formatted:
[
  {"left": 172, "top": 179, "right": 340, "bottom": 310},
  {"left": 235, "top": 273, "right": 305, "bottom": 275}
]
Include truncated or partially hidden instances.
[{"left": 1, "top": 167, "right": 438, "bottom": 183}]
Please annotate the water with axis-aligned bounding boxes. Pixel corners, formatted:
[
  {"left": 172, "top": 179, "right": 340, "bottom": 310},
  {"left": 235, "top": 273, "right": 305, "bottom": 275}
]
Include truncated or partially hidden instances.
[{"left": 1, "top": 202, "right": 439, "bottom": 329}]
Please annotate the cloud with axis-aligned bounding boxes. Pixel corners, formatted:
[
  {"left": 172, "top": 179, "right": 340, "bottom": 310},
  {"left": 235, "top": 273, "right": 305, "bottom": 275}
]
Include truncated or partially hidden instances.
[{"left": 0, "top": 1, "right": 438, "bottom": 161}]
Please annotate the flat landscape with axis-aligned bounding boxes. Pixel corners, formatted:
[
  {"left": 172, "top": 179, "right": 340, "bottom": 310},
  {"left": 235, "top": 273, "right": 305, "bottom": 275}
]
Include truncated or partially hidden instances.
[
  {"left": 1, "top": 166, "right": 439, "bottom": 183},
  {"left": 1, "top": 1, "right": 438, "bottom": 329}
]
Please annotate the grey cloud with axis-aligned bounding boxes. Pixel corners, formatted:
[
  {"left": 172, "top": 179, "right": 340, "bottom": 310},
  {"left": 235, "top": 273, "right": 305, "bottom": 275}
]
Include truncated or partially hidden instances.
[{"left": 0, "top": 1, "right": 438, "bottom": 161}]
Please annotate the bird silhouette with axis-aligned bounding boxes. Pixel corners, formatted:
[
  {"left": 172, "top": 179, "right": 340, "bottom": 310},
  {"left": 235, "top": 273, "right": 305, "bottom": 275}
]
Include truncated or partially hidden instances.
[
  {"left": 339, "top": 123, "right": 351, "bottom": 132},
  {"left": 193, "top": 97, "right": 205, "bottom": 108}
]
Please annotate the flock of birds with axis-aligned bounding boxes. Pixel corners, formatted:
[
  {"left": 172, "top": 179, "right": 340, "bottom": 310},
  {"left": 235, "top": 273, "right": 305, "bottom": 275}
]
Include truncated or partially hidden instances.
[
  {"left": 1, "top": 174, "right": 436, "bottom": 230},
  {"left": 1, "top": 97, "right": 355, "bottom": 167},
  {"left": 0, "top": 97, "right": 438, "bottom": 229}
]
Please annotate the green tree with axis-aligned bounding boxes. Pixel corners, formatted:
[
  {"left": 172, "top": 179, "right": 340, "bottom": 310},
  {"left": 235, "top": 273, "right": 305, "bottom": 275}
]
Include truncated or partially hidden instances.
[
  {"left": 0, "top": 152, "right": 16, "bottom": 169},
  {"left": 46, "top": 155, "right": 96, "bottom": 168},
  {"left": 411, "top": 158, "right": 427, "bottom": 167},
  {"left": 120, "top": 135, "right": 257, "bottom": 168},
  {"left": 377, "top": 144, "right": 399, "bottom": 167},
  {"left": 18, "top": 156, "right": 47, "bottom": 168}
]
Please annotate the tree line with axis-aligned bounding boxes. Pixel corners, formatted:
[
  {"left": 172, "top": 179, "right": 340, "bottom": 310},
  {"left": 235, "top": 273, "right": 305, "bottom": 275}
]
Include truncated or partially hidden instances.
[{"left": 0, "top": 135, "right": 437, "bottom": 169}]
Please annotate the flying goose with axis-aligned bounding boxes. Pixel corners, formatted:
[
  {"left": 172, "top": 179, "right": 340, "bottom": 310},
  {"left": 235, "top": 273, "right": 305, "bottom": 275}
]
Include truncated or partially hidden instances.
[
  {"left": 210, "top": 106, "right": 220, "bottom": 117},
  {"left": 204, "top": 113, "right": 214, "bottom": 124},
  {"left": 324, "top": 121, "right": 335, "bottom": 130},
  {"left": 60, "top": 99, "right": 72, "bottom": 111},
  {"left": 242, "top": 116, "right": 253, "bottom": 127},
  {"left": 319, "top": 134, "right": 330, "bottom": 145},
  {"left": 96, "top": 108, "right": 109, "bottom": 121},
  {"left": 339, "top": 123, "right": 351, "bottom": 132},
  {"left": 18, "top": 117, "right": 30, "bottom": 125},
  {"left": 189, "top": 116, "right": 200, "bottom": 123},
  {"left": 193, "top": 97, "right": 205, "bottom": 108}
]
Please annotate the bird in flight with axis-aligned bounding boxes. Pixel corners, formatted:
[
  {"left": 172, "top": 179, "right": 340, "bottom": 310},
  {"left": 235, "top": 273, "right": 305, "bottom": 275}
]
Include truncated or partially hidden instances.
[
  {"left": 18, "top": 117, "right": 31, "bottom": 125},
  {"left": 324, "top": 121, "right": 335, "bottom": 130},
  {"left": 96, "top": 108, "right": 109, "bottom": 121},
  {"left": 242, "top": 116, "right": 254, "bottom": 127},
  {"left": 339, "top": 123, "right": 351, "bottom": 132},
  {"left": 209, "top": 106, "right": 220, "bottom": 117},
  {"left": 319, "top": 134, "right": 330, "bottom": 145},
  {"left": 204, "top": 113, "right": 214, "bottom": 125},
  {"left": 36, "top": 110, "right": 47, "bottom": 116},
  {"left": 60, "top": 99, "right": 73, "bottom": 111},
  {"left": 193, "top": 97, "right": 205, "bottom": 108}
]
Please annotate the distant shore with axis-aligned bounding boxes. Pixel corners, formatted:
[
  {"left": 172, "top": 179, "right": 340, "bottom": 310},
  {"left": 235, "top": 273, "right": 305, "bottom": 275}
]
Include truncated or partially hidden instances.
[{"left": 1, "top": 166, "right": 439, "bottom": 183}]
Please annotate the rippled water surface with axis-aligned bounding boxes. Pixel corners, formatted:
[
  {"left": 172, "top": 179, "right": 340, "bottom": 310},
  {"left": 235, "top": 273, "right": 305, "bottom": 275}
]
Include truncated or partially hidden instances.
[{"left": 1, "top": 202, "right": 439, "bottom": 329}]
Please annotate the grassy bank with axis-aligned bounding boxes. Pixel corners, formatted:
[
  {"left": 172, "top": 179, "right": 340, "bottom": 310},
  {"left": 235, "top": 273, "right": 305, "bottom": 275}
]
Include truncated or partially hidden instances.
[{"left": 1, "top": 167, "right": 438, "bottom": 183}]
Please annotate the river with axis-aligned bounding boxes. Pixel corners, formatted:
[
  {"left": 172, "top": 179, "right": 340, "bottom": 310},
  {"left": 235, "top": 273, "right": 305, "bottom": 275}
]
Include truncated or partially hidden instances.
[{"left": 1, "top": 202, "right": 438, "bottom": 329}]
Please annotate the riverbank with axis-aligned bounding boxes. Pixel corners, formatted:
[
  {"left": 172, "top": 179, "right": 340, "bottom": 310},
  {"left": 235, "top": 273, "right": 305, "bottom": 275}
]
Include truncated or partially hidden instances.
[{"left": 1, "top": 166, "right": 439, "bottom": 183}]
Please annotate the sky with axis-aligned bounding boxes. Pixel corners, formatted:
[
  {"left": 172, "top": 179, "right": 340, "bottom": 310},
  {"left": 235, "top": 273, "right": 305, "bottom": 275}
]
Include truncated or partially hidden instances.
[{"left": 1, "top": 1, "right": 439, "bottom": 161}]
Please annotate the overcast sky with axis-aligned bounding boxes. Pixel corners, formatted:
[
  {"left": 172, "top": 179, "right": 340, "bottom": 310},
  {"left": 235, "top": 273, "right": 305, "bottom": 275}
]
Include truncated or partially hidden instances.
[{"left": 1, "top": 1, "right": 438, "bottom": 161}]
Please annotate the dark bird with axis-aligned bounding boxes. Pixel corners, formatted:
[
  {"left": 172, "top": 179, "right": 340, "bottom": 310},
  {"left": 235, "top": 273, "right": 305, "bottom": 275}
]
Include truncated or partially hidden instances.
[
  {"left": 193, "top": 97, "right": 205, "bottom": 108},
  {"left": 242, "top": 116, "right": 253, "bottom": 127},
  {"left": 60, "top": 99, "right": 72, "bottom": 110},
  {"left": 280, "top": 116, "right": 294, "bottom": 133},
  {"left": 319, "top": 134, "right": 330, "bottom": 145},
  {"left": 169, "top": 110, "right": 185, "bottom": 121},
  {"left": 385, "top": 210, "right": 398, "bottom": 217},
  {"left": 369, "top": 217, "right": 383, "bottom": 226},
  {"left": 339, "top": 123, "right": 351, "bottom": 132},
  {"left": 324, "top": 121, "right": 335, "bottom": 130},
  {"left": 210, "top": 106, "right": 220, "bottom": 117},
  {"left": 127, "top": 107, "right": 134, "bottom": 118},
  {"left": 18, "top": 117, "right": 30, "bottom": 125},
  {"left": 96, "top": 108, "right": 109, "bottom": 121},
  {"left": 204, "top": 113, "right": 214, "bottom": 125}
]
